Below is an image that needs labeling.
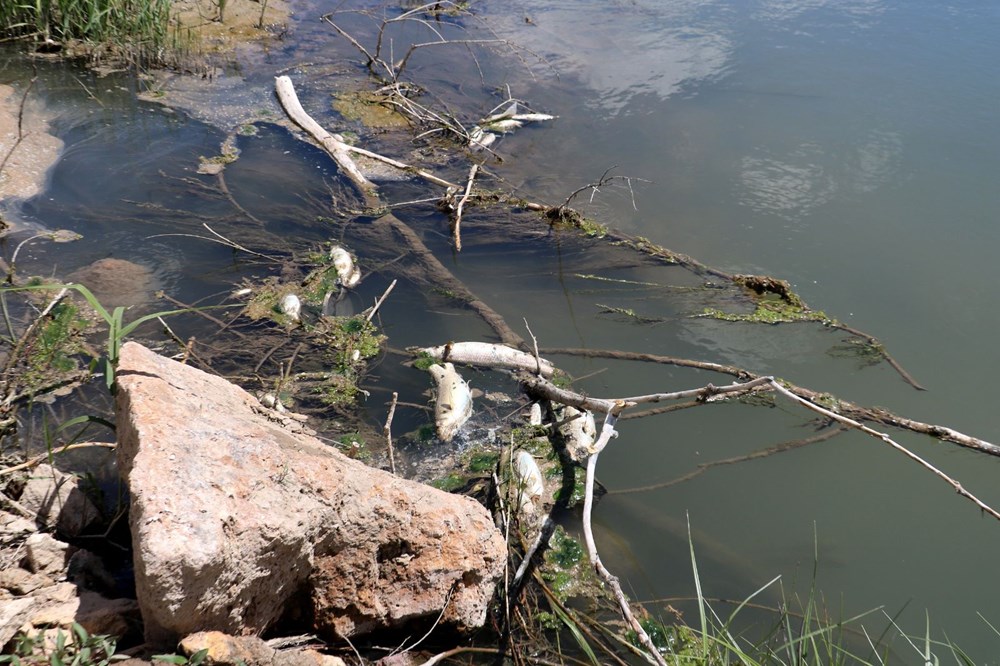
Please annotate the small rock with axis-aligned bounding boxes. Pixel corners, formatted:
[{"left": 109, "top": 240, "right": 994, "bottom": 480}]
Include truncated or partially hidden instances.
[
  {"left": 19, "top": 463, "right": 101, "bottom": 536},
  {"left": 0, "top": 597, "right": 36, "bottom": 647},
  {"left": 23, "top": 532, "right": 70, "bottom": 576},
  {"left": 0, "top": 510, "right": 36, "bottom": 536},
  {"left": 178, "top": 632, "right": 347, "bottom": 666},
  {"left": 0, "top": 567, "right": 52, "bottom": 595},
  {"left": 180, "top": 632, "right": 275, "bottom": 665},
  {"left": 276, "top": 649, "right": 347, "bottom": 666},
  {"left": 28, "top": 590, "right": 139, "bottom": 639}
]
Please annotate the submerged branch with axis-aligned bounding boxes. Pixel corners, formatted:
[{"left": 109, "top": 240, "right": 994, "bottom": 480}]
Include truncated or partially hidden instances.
[
  {"left": 581, "top": 411, "right": 666, "bottom": 666},
  {"left": 274, "top": 75, "right": 375, "bottom": 199},
  {"left": 541, "top": 346, "right": 996, "bottom": 457},
  {"left": 610, "top": 426, "right": 846, "bottom": 495},
  {"left": 767, "top": 379, "right": 1000, "bottom": 522}
]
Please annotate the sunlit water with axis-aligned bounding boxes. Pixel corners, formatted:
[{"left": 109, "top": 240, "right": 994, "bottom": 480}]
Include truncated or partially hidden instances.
[{"left": 3, "top": 0, "right": 1000, "bottom": 660}]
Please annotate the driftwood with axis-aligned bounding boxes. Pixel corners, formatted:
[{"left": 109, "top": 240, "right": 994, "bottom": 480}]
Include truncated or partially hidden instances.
[
  {"left": 275, "top": 75, "right": 374, "bottom": 195},
  {"left": 274, "top": 76, "right": 524, "bottom": 347}
]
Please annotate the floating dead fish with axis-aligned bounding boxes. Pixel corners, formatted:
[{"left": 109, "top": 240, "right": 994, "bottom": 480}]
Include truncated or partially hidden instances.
[
  {"left": 416, "top": 342, "right": 555, "bottom": 377},
  {"left": 468, "top": 126, "right": 496, "bottom": 150},
  {"left": 330, "top": 245, "right": 361, "bottom": 288},
  {"left": 559, "top": 405, "right": 596, "bottom": 462},
  {"left": 482, "top": 100, "right": 555, "bottom": 127},
  {"left": 428, "top": 362, "right": 473, "bottom": 442},
  {"left": 484, "top": 119, "right": 523, "bottom": 133},
  {"left": 482, "top": 101, "right": 519, "bottom": 123},
  {"left": 513, "top": 450, "right": 545, "bottom": 515},
  {"left": 510, "top": 112, "right": 556, "bottom": 123},
  {"left": 279, "top": 293, "right": 301, "bottom": 321}
]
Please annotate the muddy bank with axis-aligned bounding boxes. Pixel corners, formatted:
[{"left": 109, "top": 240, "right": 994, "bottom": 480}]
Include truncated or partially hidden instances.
[{"left": 0, "top": 84, "right": 64, "bottom": 231}]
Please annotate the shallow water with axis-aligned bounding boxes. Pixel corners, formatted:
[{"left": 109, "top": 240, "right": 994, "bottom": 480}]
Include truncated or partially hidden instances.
[{"left": 3, "top": 0, "right": 1000, "bottom": 660}]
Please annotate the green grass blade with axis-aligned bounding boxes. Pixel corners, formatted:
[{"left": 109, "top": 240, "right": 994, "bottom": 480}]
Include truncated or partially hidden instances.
[
  {"left": 686, "top": 512, "right": 709, "bottom": 658},
  {"left": 55, "top": 413, "right": 116, "bottom": 435},
  {"left": 551, "top": 603, "right": 600, "bottom": 666}
]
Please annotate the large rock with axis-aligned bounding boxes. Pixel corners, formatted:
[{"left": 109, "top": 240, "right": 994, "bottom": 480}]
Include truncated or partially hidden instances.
[{"left": 115, "top": 342, "right": 505, "bottom": 647}]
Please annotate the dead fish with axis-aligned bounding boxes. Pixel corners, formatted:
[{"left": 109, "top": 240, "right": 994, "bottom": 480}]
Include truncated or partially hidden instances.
[
  {"left": 416, "top": 342, "right": 556, "bottom": 377},
  {"left": 428, "top": 362, "right": 473, "bottom": 442},
  {"left": 482, "top": 101, "right": 519, "bottom": 123},
  {"left": 484, "top": 119, "right": 523, "bottom": 133},
  {"left": 510, "top": 112, "right": 556, "bottom": 122},
  {"left": 513, "top": 450, "right": 544, "bottom": 514},
  {"left": 528, "top": 402, "right": 543, "bottom": 426},
  {"left": 468, "top": 126, "right": 496, "bottom": 150},
  {"left": 279, "top": 293, "right": 301, "bottom": 321},
  {"left": 329, "top": 245, "right": 361, "bottom": 288},
  {"left": 558, "top": 405, "right": 596, "bottom": 462}
]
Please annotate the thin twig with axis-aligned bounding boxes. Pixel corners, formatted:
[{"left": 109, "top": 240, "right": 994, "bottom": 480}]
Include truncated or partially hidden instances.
[
  {"left": 344, "top": 142, "right": 458, "bottom": 190},
  {"left": 451, "top": 163, "right": 478, "bottom": 251},
  {"left": 768, "top": 379, "right": 1000, "bottom": 522},
  {"left": 147, "top": 223, "right": 278, "bottom": 260},
  {"left": 522, "top": 318, "right": 544, "bottom": 377},
  {"left": 384, "top": 391, "right": 398, "bottom": 475},
  {"left": 397, "top": 582, "right": 457, "bottom": 655},
  {"left": 509, "top": 510, "right": 557, "bottom": 596},
  {"left": 365, "top": 279, "right": 398, "bottom": 323},
  {"left": 417, "top": 647, "right": 504, "bottom": 666},
  {"left": 541, "top": 346, "right": 996, "bottom": 456},
  {"left": 609, "top": 426, "right": 845, "bottom": 495},
  {"left": 157, "top": 292, "right": 247, "bottom": 339}
]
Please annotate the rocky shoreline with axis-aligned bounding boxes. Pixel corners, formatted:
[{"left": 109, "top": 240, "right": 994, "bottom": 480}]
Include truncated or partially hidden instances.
[{"left": 2, "top": 342, "right": 508, "bottom": 663}]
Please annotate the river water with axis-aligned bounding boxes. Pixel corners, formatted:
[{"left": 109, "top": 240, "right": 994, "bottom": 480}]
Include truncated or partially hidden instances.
[{"left": 3, "top": 0, "right": 1000, "bottom": 661}]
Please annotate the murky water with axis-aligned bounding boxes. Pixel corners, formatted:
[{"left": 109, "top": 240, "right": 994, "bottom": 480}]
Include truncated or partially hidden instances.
[{"left": 4, "top": 0, "right": 1000, "bottom": 660}]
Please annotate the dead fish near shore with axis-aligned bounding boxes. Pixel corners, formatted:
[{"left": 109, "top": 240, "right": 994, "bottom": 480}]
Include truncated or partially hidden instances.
[
  {"left": 416, "top": 341, "right": 555, "bottom": 377},
  {"left": 513, "top": 450, "right": 545, "bottom": 515},
  {"left": 469, "top": 100, "right": 556, "bottom": 149},
  {"left": 329, "top": 245, "right": 361, "bottom": 288},
  {"left": 279, "top": 293, "right": 301, "bottom": 321},
  {"left": 558, "top": 405, "right": 596, "bottom": 462},
  {"left": 428, "top": 362, "right": 473, "bottom": 442}
]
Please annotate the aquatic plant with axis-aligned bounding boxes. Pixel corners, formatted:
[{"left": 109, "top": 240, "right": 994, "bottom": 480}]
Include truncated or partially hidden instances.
[{"left": 1, "top": 282, "right": 207, "bottom": 391}]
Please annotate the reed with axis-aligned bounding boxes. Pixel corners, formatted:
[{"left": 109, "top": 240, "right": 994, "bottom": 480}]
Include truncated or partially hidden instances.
[{"left": 0, "top": 0, "right": 172, "bottom": 64}]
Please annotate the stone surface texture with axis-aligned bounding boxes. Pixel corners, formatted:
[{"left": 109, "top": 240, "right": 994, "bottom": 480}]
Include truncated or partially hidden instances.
[{"left": 115, "top": 342, "right": 505, "bottom": 647}]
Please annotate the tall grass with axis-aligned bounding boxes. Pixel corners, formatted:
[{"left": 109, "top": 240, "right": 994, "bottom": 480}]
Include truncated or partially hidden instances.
[
  {"left": 0, "top": 0, "right": 172, "bottom": 64},
  {"left": 663, "top": 520, "right": 979, "bottom": 665}
]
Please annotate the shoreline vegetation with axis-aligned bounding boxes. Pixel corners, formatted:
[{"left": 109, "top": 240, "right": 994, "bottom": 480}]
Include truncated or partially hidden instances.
[
  {"left": 0, "top": 0, "right": 287, "bottom": 67},
  {"left": 1, "top": 1, "right": 998, "bottom": 664}
]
